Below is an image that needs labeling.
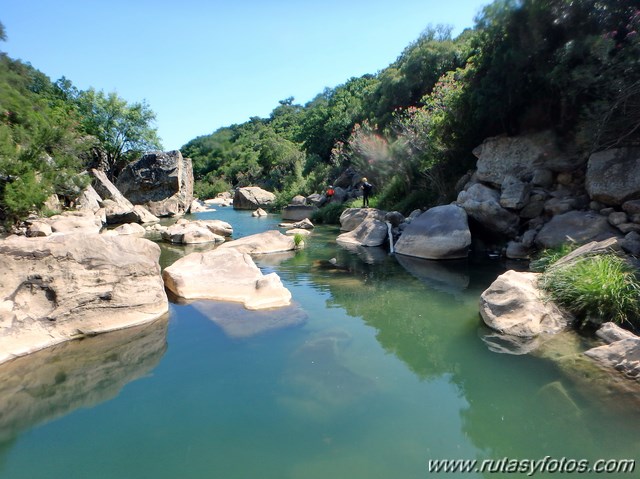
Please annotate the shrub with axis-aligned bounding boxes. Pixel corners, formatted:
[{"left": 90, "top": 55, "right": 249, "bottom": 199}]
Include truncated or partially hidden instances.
[
  {"left": 194, "top": 178, "right": 231, "bottom": 200},
  {"left": 293, "top": 233, "right": 304, "bottom": 247},
  {"left": 530, "top": 244, "right": 578, "bottom": 272},
  {"left": 311, "top": 202, "right": 347, "bottom": 225},
  {"left": 539, "top": 253, "right": 640, "bottom": 328}
]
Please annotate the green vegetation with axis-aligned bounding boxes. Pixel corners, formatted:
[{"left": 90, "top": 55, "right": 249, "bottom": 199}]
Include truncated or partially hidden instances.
[
  {"left": 0, "top": 22, "right": 161, "bottom": 223},
  {"left": 539, "top": 253, "right": 640, "bottom": 329},
  {"left": 293, "top": 233, "right": 304, "bottom": 247},
  {"left": 186, "top": 1, "right": 640, "bottom": 219}
]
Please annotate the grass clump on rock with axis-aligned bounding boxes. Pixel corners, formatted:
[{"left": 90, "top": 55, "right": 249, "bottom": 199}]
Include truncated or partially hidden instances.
[{"left": 539, "top": 253, "right": 640, "bottom": 329}]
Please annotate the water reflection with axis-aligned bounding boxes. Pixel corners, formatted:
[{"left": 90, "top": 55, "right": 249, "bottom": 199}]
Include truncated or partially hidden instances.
[
  {"left": 191, "top": 301, "right": 307, "bottom": 338},
  {"left": 0, "top": 316, "right": 168, "bottom": 446},
  {"left": 395, "top": 254, "right": 470, "bottom": 296},
  {"left": 336, "top": 242, "right": 389, "bottom": 264}
]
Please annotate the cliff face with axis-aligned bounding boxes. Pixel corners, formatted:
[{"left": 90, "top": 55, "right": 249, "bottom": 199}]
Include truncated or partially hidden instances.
[{"left": 455, "top": 131, "right": 640, "bottom": 258}]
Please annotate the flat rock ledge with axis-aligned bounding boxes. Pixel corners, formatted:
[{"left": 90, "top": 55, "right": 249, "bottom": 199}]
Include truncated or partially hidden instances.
[
  {"left": 0, "top": 233, "right": 169, "bottom": 364},
  {"left": 162, "top": 248, "right": 291, "bottom": 310}
]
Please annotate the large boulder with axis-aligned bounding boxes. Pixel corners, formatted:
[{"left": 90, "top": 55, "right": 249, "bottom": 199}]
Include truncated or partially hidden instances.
[
  {"left": 395, "top": 205, "right": 471, "bottom": 260},
  {"left": 102, "top": 201, "right": 159, "bottom": 225},
  {"left": 535, "top": 211, "right": 620, "bottom": 249},
  {"left": 457, "top": 183, "right": 520, "bottom": 236},
  {"left": 479, "top": 270, "right": 571, "bottom": 337},
  {"left": 0, "top": 234, "right": 168, "bottom": 364},
  {"left": 585, "top": 147, "right": 640, "bottom": 205},
  {"left": 233, "top": 187, "right": 276, "bottom": 210},
  {"left": 336, "top": 217, "right": 388, "bottom": 247},
  {"left": 218, "top": 230, "right": 295, "bottom": 255},
  {"left": 115, "top": 150, "right": 194, "bottom": 217},
  {"left": 473, "top": 131, "right": 574, "bottom": 186},
  {"left": 339, "top": 208, "right": 386, "bottom": 232},
  {"left": 75, "top": 184, "right": 102, "bottom": 211},
  {"left": 161, "top": 220, "right": 229, "bottom": 245},
  {"left": 281, "top": 205, "right": 318, "bottom": 221},
  {"left": 162, "top": 248, "right": 291, "bottom": 310}
]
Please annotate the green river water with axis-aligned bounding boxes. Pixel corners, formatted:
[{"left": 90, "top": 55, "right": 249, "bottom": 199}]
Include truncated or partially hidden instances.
[{"left": 0, "top": 208, "right": 638, "bottom": 478}]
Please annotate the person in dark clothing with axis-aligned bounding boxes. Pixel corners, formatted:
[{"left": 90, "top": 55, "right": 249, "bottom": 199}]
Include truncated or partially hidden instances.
[{"left": 360, "top": 177, "right": 373, "bottom": 207}]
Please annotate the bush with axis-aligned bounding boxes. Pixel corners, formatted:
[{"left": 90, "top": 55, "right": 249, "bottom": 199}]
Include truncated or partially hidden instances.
[
  {"left": 311, "top": 202, "right": 347, "bottom": 225},
  {"left": 529, "top": 244, "right": 578, "bottom": 272},
  {"left": 194, "top": 178, "right": 232, "bottom": 200},
  {"left": 539, "top": 253, "right": 640, "bottom": 328}
]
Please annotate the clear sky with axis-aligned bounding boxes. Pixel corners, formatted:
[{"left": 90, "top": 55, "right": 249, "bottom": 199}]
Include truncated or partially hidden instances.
[{"left": 2, "top": 0, "right": 490, "bottom": 150}]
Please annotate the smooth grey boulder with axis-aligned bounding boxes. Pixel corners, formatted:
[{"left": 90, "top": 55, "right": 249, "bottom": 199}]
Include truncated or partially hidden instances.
[
  {"left": 336, "top": 217, "right": 388, "bottom": 247},
  {"left": 457, "top": 183, "right": 520, "bottom": 236},
  {"left": 535, "top": 211, "right": 620, "bottom": 249},
  {"left": 116, "top": 150, "right": 194, "bottom": 217},
  {"left": 233, "top": 187, "right": 276, "bottom": 210},
  {"left": 479, "top": 270, "right": 571, "bottom": 338},
  {"left": 395, "top": 205, "right": 471, "bottom": 260},
  {"left": 586, "top": 147, "right": 640, "bottom": 205},
  {"left": 339, "top": 208, "right": 386, "bottom": 232},
  {"left": 0, "top": 233, "right": 169, "bottom": 364}
]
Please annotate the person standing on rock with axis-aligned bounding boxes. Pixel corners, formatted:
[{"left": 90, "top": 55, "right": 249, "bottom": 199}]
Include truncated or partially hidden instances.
[{"left": 360, "top": 177, "right": 373, "bottom": 208}]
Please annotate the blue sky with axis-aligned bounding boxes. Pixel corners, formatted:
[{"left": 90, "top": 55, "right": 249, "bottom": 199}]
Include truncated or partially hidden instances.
[{"left": 2, "top": 0, "right": 489, "bottom": 150}]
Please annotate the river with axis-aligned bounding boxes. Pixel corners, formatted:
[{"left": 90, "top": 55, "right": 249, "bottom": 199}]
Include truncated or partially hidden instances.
[{"left": 0, "top": 207, "right": 638, "bottom": 478}]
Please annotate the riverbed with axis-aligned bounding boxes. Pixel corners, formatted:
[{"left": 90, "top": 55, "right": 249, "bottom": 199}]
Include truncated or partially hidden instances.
[{"left": 0, "top": 208, "right": 638, "bottom": 478}]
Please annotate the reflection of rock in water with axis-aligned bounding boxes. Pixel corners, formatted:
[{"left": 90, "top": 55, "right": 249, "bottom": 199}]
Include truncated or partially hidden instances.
[
  {"left": 0, "top": 315, "right": 168, "bottom": 445},
  {"left": 278, "top": 331, "right": 377, "bottom": 419},
  {"left": 192, "top": 301, "right": 307, "bottom": 338},
  {"left": 395, "top": 254, "right": 470, "bottom": 296},
  {"left": 336, "top": 242, "right": 388, "bottom": 264},
  {"left": 254, "top": 251, "right": 296, "bottom": 267}
]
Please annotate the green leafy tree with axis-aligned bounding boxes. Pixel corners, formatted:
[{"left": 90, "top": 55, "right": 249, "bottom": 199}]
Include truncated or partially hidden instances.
[{"left": 75, "top": 88, "right": 162, "bottom": 179}]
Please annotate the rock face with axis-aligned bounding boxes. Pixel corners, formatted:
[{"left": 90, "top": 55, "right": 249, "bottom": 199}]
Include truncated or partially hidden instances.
[
  {"left": 91, "top": 169, "right": 134, "bottom": 211},
  {"left": 218, "top": 230, "right": 295, "bottom": 255},
  {"left": 479, "top": 270, "right": 571, "bottom": 337},
  {"left": 162, "top": 248, "right": 291, "bottom": 310},
  {"left": 233, "top": 187, "right": 276, "bottom": 210},
  {"left": 535, "top": 211, "right": 620, "bottom": 249},
  {"left": 0, "top": 234, "right": 169, "bottom": 364},
  {"left": 395, "top": 205, "right": 471, "bottom": 260},
  {"left": 586, "top": 147, "right": 640, "bottom": 205},
  {"left": 473, "top": 131, "right": 573, "bottom": 186},
  {"left": 116, "top": 150, "right": 194, "bottom": 217},
  {"left": 457, "top": 183, "right": 520, "bottom": 235}
]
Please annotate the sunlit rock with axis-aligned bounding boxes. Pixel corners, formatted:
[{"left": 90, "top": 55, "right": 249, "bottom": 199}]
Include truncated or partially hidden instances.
[
  {"left": 162, "top": 248, "right": 291, "bottom": 309},
  {"left": 0, "top": 233, "right": 168, "bottom": 364}
]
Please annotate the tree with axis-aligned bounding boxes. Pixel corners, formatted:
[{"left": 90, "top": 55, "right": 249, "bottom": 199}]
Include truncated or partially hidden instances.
[{"left": 76, "top": 88, "right": 162, "bottom": 179}]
